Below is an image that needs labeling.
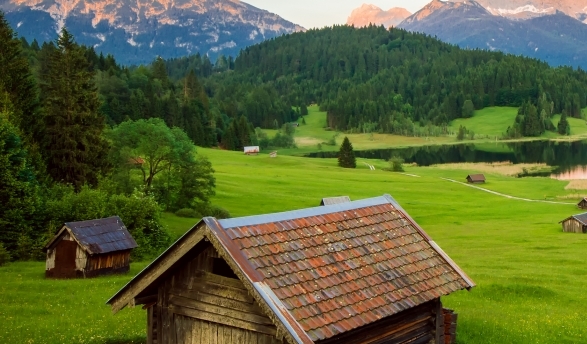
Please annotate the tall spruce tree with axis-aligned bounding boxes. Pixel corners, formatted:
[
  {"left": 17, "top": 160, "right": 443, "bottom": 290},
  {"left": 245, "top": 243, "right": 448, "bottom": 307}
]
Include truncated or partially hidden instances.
[
  {"left": 338, "top": 136, "right": 356, "bottom": 168},
  {"left": 40, "top": 28, "right": 109, "bottom": 190},
  {"left": 0, "top": 11, "right": 42, "bottom": 168},
  {"left": 557, "top": 111, "right": 571, "bottom": 135}
]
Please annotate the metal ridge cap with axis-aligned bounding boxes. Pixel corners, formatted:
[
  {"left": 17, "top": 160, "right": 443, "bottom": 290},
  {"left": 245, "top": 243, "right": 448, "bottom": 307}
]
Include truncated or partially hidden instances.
[{"left": 219, "top": 195, "right": 391, "bottom": 229}]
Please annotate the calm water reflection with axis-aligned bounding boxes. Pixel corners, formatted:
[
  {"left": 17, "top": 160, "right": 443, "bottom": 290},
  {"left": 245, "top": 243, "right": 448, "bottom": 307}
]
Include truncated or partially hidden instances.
[
  {"left": 551, "top": 166, "right": 587, "bottom": 180},
  {"left": 306, "top": 140, "right": 587, "bottom": 180}
]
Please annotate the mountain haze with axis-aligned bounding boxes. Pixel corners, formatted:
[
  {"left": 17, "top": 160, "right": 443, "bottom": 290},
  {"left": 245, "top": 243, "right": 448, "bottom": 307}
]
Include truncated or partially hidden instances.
[
  {"left": 1, "top": 0, "right": 304, "bottom": 64},
  {"left": 347, "top": 4, "right": 411, "bottom": 28},
  {"left": 400, "top": 0, "right": 587, "bottom": 68},
  {"left": 472, "top": 0, "right": 587, "bottom": 22}
]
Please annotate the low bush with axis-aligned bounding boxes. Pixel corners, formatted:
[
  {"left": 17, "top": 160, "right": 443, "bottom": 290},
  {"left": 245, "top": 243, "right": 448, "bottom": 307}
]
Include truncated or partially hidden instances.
[{"left": 175, "top": 208, "right": 202, "bottom": 218}]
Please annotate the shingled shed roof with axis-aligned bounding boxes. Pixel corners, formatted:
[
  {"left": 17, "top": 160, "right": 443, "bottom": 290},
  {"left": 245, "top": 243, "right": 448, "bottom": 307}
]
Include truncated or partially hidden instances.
[
  {"left": 45, "top": 216, "right": 137, "bottom": 255},
  {"left": 466, "top": 174, "right": 486, "bottom": 182},
  {"left": 320, "top": 196, "right": 351, "bottom": 206},
  {"left": 108, "top": 195, "right": 474, "bottom": 344},
  {"left": 560, "top": 212, "right": 587, "bottom": 226}
]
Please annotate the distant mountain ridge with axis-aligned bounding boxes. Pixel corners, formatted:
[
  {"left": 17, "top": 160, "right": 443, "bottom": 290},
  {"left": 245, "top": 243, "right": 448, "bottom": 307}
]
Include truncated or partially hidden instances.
[
  {"left": 399, "top": 0, "right": 587, "bottom": 68},
  {"left": 472, "top": 0, "right": 587, "bottom": 22},
  {"left": 1, "top": 0, "right": 304, "bottom": 65},
  {"left": 347, "top": 4, "right": 411, "bottom": 28}
]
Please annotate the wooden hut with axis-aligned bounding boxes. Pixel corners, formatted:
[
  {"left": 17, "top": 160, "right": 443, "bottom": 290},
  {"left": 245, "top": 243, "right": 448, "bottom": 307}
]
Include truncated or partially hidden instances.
[
  {"left": 466, "top": 174, "right": 486, "bottom": 184},
  {"left": 560, "top": 213, "right": 587, "bottom": 233},
  {"left": 108, "top": 195, "right": 474, "bottom": 344},
  {"left": 578, "top": 198, "right": 587, "bottom": 209},
  {"left": 44, "top": 216, "right": 137, "bottom": 278},
  {"left": 319, "top": 196, "right": 351, "bottom": 206}
]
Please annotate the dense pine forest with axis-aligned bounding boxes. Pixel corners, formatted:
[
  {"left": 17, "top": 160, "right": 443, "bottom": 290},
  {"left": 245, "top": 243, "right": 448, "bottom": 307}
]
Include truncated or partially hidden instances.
[{"left": 1, "top": 11, "right": 587, "bottom": 262}]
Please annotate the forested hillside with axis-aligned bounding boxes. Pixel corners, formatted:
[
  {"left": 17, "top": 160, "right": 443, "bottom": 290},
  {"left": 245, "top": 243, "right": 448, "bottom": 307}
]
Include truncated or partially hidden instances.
[
  {"left": 3, "top": 13, "right": 587, "bottom": 262},
  {"left": 230, "top": 25, "right": 587, "bottom": 136}
]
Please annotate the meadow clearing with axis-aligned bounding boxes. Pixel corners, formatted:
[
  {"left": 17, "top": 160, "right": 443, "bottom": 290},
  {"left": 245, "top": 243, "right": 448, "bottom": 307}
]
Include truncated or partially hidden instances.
[
  {"left": 3, "top": 106, "right": 587, "bottom": 343},
  {"left": 3, "top": 149, "right": 587, "bottom": 343}
]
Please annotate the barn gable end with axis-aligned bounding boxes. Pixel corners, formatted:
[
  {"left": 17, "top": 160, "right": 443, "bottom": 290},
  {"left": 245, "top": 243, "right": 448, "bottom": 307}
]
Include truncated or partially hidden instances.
[{"left": 108, "top": 195, "right": 474, "bottom": 344}]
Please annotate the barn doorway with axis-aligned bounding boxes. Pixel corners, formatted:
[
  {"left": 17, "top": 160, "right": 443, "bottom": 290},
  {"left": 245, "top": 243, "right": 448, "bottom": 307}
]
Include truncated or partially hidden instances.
[{"left": 54, "top": 240, "right": 78, "bottom": 278}]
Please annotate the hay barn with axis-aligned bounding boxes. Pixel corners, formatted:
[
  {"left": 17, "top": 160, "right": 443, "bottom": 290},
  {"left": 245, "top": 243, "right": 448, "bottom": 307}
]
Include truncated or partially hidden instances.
[
  {"left": 466, "top": 174, "right": 486, "bottom": 184},
  {"left": 560, "top": 213, "right": 587, "bottom": 233},
  {"left": 578, "top": 198, "right": 587, "bottom": 209},
  {"left": 44, "top": 216, "right": 137, "bottom": 278},
  {"left": 108, "top": 195, "right": 474, "bottom": 344}
]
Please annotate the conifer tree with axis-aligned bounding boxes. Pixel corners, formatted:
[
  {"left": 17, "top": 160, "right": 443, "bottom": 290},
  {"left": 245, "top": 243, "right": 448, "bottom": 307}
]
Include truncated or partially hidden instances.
[
  {"left": 557, "top": 111, "right": 571, "bottom": 135},
  {"left": 0, "top": 11, "right": 42, "bottom": 163},
  {"left": 338, "top": 136, "right": 356, "bottom": 168},
  {"left": 40, "top": 28, "right": 109, "bottom": 190}
]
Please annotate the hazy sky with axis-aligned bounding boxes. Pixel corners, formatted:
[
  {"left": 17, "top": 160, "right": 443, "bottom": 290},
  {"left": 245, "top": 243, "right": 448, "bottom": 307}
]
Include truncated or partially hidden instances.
[{"left": 243, "top": 1, "right": 432, "bottom": 29}]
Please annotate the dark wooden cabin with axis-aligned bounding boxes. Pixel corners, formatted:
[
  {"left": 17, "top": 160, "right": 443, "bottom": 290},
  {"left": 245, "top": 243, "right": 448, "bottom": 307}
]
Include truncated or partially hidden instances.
[
  {"left": 560, "top": 213, "right": 587, "bottom": 233},
  {"left": 44, "top": 216, "right": 137, "bottom": 278},
  {"left": 578, "top": 198, "right": 587, "bottom": 209},
  {"left": 466, "top": 174, "right": 486, "bottom": 184},
  {"left": 319, "top": 196, "right": 351, "bottom": 206},
  {"left": 108, "top": 195, "right": 475, "bottom": 344}
]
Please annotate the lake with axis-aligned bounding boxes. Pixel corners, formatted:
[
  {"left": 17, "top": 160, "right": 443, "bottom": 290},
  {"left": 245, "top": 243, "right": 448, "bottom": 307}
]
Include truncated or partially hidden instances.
[{"left": 306, "top": 140, "right": 587, "bottom": 180}]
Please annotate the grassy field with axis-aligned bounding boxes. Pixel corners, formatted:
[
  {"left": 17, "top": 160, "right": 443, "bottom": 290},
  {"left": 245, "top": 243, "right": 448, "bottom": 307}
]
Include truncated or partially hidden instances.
[
  {"left": 3, "top": 149, "right": 587, "bottom": 343},
  {"left": 450, "top": 107, "right": 518, "bottom": 138},
  {"left": 268, "top": 106, "right": 587, "bottom": 156}
]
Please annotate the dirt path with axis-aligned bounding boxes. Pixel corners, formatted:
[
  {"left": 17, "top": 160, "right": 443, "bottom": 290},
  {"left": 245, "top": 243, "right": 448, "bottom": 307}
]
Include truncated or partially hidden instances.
[
  {"left": 440, "top": 178, "right": 574, "bottom": 205},
  {"left": 362, "top": 162, "right": 375, "bottom": 170}
]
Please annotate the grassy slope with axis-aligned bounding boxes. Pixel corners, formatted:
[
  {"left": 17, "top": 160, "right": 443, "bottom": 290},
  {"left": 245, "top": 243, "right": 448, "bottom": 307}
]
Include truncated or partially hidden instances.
[
  {"left": 450, "top": 107, "right": 587, "bottom": 140},
  {"left": 450, "top": 107, "right": 518, "bottom": 138},
  {"left": 3, "top": 149, "right": 585, "bottom": 343}
]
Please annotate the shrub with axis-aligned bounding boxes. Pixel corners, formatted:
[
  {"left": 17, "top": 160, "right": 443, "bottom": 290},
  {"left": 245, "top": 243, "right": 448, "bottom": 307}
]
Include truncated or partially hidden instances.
[
  {"left": 175, "top": 208, "right": 201, "bottom": 218},
  {"left": 0, "top": 243, "right": 11, "bottom": 266},
  {"left": 198, "top": 204, "right": 231, "bottom": 219},
  {"left": 389, "top": 156, "right": 405, "bottom": 172}
]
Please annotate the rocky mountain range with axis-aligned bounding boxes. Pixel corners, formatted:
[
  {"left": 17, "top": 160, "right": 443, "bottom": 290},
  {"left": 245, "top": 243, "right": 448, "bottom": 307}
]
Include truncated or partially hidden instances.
[
  {"left": 346, "top": 4, "right": 411, "bottom": 28},
  {"left": 473, "top": 0, "right": 587, "bottom": 22},
  {"left": 0, "top": 0, "right": 304, "bottom": 65},
  {"left": 398, "top": 0, "right": 587, "bottom": 68}
]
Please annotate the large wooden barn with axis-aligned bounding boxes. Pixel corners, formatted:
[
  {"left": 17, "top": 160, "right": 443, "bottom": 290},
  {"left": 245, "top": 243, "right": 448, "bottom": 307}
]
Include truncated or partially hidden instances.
[
  {"left": 44, "top": 216, "right": 137, "bottom": 278},
  {"left": 466, "top": 174, "right": 486, "bottom": 184},
  {"left": 108, "top": 195, "right": 475, "bottom": 344},
  {"left": 560, "top": 213, "right": 587, "bottom": 233}
]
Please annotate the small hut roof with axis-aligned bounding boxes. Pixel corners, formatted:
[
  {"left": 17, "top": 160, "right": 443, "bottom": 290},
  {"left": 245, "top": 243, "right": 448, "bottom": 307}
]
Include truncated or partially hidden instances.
[
  {"left": 319, "top": 196, "right": 351, "bottom": 206},
  {"left": 578, "top": 198, "right": 587, "bottom": 204},
  {"left": 44, "top": 216, "right": 137, "bottom": 255},
  {"left": 466, "top": 174, "right": 486, "bottom": 182},
  {"left": 108, "top": 195, "right": 474, "bottom": 343},
  {"left": 560, "top": 212, "right": 587, "bottom": 226}
]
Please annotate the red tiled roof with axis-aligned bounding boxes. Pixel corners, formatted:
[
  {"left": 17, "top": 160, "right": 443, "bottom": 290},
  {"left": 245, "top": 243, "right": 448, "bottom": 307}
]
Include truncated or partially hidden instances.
[{"left": 210, "top": 195, "right": 475, "bottom": 342}]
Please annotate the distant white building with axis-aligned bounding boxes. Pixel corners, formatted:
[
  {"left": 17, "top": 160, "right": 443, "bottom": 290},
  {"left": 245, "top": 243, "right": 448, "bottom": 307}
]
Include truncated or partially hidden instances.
[{"left": 243, "top": 146, "right": 259, "bottom": 155}]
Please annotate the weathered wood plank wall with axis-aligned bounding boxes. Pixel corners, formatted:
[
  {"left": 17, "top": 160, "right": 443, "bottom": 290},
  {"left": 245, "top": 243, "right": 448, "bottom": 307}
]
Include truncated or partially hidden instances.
[
  {"left": 153, "top": 243, "right": 282, "bottom": 344},
  {"left": 562, "top": 219, "right": 586, "bottom": 233}
]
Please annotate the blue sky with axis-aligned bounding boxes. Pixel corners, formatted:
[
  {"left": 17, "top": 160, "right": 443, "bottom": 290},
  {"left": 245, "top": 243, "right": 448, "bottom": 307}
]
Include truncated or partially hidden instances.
[{"left": 243, "top": 1, "right": 432, "bottom": 29}]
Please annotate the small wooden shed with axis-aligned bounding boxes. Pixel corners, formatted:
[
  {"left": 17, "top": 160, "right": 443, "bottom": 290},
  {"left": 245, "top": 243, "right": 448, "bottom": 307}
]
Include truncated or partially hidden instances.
[
  {"left": 319, "top": 196, "right": 351, "bottom": 206},
  {"left": 44, "top": 216, "right": 137, "bottom": 278},
  {"left": 466, "top": 174, "right": 486, "bottom": 184},
  {"left": 108, "top": 195, "right": 474, "bottom": 344},
  {"left": 560, "top": 213, "right": 587, "bottom": 233},
  {"left": 578, "top": 198, "right": 587, "bottom": 209}
]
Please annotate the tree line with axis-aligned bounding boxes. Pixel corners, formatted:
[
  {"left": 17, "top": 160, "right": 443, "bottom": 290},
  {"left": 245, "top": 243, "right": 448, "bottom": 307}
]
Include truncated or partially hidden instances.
[{"left": 0, "top": 14, "right": 221, "bottom": 263}]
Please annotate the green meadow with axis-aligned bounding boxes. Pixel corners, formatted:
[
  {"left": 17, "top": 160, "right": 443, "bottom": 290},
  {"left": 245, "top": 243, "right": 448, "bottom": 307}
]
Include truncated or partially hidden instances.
[
  {"left": 274, "top": 106, "right": 587, "bottom": 155},
  {"left": 3, "top": 148, "right": 587, "bottom": 343}
]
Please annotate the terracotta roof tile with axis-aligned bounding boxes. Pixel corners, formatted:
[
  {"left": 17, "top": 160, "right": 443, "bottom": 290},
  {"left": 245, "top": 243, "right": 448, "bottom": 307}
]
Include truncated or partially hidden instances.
[{"left": 211, "top": 196, "right": 473, "bottom": 342}]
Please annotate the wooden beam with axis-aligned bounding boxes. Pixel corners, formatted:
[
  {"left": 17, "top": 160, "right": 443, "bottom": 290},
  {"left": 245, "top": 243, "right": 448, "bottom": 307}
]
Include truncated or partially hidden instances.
[
  {"left": 169, "top": 294, "right": 273, "bottom": 325},
  {"left": 110, "top": 227, "right": 205, "bottom": 313},
  {"left": 169, "top": 304, "right": 277, "bottom": 336}
]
